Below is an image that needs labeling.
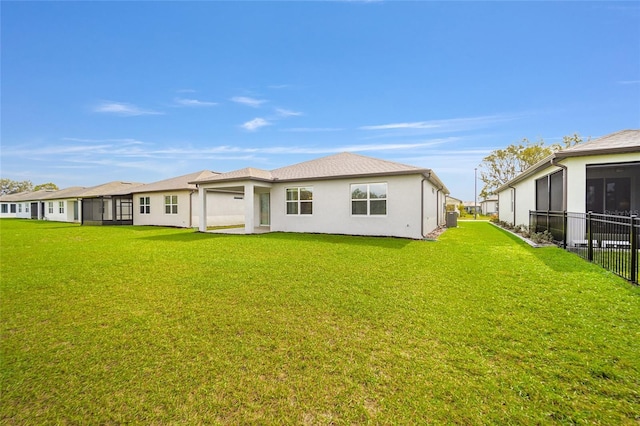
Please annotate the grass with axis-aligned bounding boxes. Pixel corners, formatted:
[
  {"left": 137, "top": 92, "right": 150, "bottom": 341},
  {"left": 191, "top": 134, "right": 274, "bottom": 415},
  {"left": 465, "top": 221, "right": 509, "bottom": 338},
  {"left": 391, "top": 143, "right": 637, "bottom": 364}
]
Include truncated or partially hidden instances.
[{"left": 1, "top": 219, "right": 639, "bottom": 424}]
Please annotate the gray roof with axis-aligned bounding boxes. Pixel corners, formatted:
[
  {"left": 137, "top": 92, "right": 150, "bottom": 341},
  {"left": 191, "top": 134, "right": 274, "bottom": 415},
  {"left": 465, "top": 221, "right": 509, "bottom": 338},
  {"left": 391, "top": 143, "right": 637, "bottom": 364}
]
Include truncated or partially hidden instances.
[
  {"left": 496, "top": 129, "right": 640, "bottom": 192},
  {"left": 192, "top": 152, "right": 450, "bottom": 193},
  {"left": 132, "top": 170, "right": 218, "bottom": 193},
  {"left": 40, "top": 186, "right": 87, "bottom": 200},
  {"left": 0, "top": 189, "right": 60, "bottom": 202},
  {"left": 556, "top": 129, "right": 640, "bottom": 157},
  {"left": 79, "top": 181, "right": 145, "bottom": 197}
]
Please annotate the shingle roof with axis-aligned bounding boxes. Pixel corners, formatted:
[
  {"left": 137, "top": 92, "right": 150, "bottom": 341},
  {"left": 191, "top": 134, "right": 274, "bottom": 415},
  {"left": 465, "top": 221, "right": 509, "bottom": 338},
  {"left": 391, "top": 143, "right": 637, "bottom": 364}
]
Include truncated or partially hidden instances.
[
  {"left": 556, "top": 129, "right": 640, "bottom": 157},
  {"left": 40, "top": 186, "right": 87, "bottom": 200},
  {"left": 192, "top": 152, "right": 449, "bottom": 193},
  {"left": 0, "top": 189, "right": 59, "bottom": 202},
  {"left": 271, "top": 152, "right": 428, "bottom": 180},
  {"left": 79, "top": 181, "right": 145, "bottom": 197},
  {"left": 133, "top": 170, "right": 218, "bottom": 193}
]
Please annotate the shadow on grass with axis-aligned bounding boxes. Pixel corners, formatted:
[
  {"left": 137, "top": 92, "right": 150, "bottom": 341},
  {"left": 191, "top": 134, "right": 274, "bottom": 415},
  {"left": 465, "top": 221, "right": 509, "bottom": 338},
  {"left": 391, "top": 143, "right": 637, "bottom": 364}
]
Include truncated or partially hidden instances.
[{"left": 138, "top": 229, "right": 413, "bottom": 248}]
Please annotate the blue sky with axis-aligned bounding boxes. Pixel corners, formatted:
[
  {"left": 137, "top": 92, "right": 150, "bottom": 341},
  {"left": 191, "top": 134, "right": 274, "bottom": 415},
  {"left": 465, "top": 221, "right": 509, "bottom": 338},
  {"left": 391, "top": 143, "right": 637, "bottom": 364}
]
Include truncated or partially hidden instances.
[{"left": 1, "top": 1, "right": 639, "bottom": 201}]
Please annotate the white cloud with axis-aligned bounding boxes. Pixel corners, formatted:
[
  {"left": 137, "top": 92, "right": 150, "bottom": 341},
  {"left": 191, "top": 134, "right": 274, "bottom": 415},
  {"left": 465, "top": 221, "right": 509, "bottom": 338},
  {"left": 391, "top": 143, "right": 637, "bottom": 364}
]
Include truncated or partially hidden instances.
[
  {"left": 242, "top": 118, "right": 271, "bottom": 131},
  {"left": 360, "top": 114, "right": 520, "bottom": 132},
  {"left": 275, "top": 108, "right": 303, "bottom": 117},
  {"left": 174, "top": 98, "right": 218, "bottom": 107},
  {"left": 618, "top": 80, "right": 640, "bottom": 85},
  {"left": 231, "top": 96, "right": 267, "bottom": 108},
  {"left": 281, "top": 127, "right": 344, "bottom": 132},
  {"left": 93, "top": 101, "right": 163, "bottom": 116}
]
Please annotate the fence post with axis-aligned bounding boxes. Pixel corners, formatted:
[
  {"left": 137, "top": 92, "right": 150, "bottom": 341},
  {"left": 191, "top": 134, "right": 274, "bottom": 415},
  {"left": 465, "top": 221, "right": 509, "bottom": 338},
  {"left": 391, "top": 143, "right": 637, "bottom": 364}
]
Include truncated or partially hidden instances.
[
  {"left": 587, "top": 211, "right": 593, "bottom": 262},
  {"left": 631, "top": 215, "right": 638, "bottom": 284}
]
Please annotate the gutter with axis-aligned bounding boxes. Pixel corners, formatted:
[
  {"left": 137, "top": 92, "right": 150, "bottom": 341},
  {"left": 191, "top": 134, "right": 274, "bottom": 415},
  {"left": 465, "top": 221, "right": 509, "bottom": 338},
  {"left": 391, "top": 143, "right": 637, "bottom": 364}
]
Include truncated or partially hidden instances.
[{"left": 550, "top": 157, "right": 568, "bottom": 211}]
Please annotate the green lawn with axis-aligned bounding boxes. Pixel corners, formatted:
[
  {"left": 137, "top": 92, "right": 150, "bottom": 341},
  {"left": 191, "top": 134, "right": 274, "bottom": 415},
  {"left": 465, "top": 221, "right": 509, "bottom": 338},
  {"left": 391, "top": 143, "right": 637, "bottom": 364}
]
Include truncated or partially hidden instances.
[{"left": 1, "top": 219, "right": 639, "bottom": 424}]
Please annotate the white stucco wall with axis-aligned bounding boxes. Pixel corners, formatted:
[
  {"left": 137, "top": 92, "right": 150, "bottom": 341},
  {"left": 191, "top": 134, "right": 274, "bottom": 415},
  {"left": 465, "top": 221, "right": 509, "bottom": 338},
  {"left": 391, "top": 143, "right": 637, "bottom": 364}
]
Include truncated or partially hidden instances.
[
  {"left": 133, "top": 190, "right": 245, "bottom": 228},
  {"left": 269, "top": 174, "right": 431, "bottom": 239},
  {"left": 42, "top": 199, "right": 80, "bottom": 222}
]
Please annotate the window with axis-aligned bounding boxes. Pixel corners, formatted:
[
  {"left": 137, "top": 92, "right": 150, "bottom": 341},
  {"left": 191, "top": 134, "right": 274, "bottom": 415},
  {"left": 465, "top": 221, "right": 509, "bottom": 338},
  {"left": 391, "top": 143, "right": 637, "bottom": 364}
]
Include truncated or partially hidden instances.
[
  {"left": 48, "top": 202, "right": 54, "bottom": 214},
  {"left": 1, "top": 204, "right": 8, "bottom": 213},
  {"left": 165, "top": 195, "right": 178, "bottom": 214},
  {"left": 18, "top": 204, "right": 22, "bottom": 213},
  {"left": 140, "top": 196, "right": 150, "bottom": 214},
  {"left": 25, "top": 203, "right": 29, "bottom": 213},
  {"left": 10, "top": 204, "right": 16, "bottom": 213},
  {"left": 286, "top": 187, "right": 313, "bottom": 215},
  {"left": 59, "top": 201, "right": 64, "bottom": 214},
  {"left": 351, "top": 183, "right": 387, "bottom": 216}
]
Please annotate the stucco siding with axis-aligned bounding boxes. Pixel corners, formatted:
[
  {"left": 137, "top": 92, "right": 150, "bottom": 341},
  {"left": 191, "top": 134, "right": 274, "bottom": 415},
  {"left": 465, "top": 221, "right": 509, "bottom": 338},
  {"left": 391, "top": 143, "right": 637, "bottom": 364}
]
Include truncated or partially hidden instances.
[
  {"left": 269, "top": 174, "right": 427, "bottom": 239},
  {"left": 134, "top": 191, "right": 193, "bottom": 227},
  {"left": 134, "top": 190, "right": 245, "bottom": 228}
]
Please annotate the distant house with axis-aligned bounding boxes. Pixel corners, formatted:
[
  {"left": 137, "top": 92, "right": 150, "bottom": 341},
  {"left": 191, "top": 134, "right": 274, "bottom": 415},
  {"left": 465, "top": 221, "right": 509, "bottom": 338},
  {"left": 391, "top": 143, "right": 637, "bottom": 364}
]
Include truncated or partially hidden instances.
[
  {"left": 132, "top": 170, "right": 245, "bottom": 228},
  {"left": 445, "top": 195, "right": 462, "bottom": 212},
  {"left": 0, "top": 191, "right": 37, "bottom": 219},
  {"left": 480, "top": 195, "right": 499, "bottom": 216},
  {"left": 192, "top": 152, "right": 449, "bottom": 239},
  {"left": 496, "top": 129, "right": 640, "bottom": 226},
  {"left": 39, "top": 187, "right": 87, "bottom": 222},
  {"left": 462, "top": 201, "right": 481, "bottom": 215}
]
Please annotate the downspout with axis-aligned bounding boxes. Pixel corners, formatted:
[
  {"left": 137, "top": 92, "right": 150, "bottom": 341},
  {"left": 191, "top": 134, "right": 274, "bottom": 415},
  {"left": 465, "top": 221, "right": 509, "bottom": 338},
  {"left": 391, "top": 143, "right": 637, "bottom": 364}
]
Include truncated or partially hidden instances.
[
  {"left": 189, "top": 189, "right": 195, "bottom": 228},
  {"left": 550, "top": 157, "right": 568, "bottom": 211},
  {"left": 508, "top": 185, "right": 516, "bottom": 225},
  {"left": 421, "top": 177, "right": 426, "bottom": 237},
  {"left": 551, "top": 157, "right": 569, "bottom": 248}
]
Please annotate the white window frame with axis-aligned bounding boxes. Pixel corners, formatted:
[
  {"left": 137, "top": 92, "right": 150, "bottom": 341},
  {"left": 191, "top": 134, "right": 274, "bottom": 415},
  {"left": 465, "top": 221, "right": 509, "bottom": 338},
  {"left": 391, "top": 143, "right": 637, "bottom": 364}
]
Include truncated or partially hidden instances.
[
  {"left": 25, "top": 203, "right": 29, "bottom": 213},
  {"left": 59, "top": 201, "right": 64, "bottom": 214},
  {"left": 285, "top": 187, "right": 313, "bottom": 215},
  {"left": 48, "top": 202, "right": 54, "bottom": 214},
  {"left": 140, "top": 196, "right": 151, "bottom": 214},
  {"left": 351, "top": 182, "right": 388, "bottom": 216},
  {"left": 164, "top": 195, "right": 178, "bottom": 215},
  {"left": 18, "top": 204, "right": 22, "bottom": 213}
]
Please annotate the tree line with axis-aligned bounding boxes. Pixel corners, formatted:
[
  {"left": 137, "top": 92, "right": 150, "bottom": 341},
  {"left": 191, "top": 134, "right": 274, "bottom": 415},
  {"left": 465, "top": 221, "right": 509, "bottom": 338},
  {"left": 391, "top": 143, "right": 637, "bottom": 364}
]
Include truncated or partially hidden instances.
[
  {"left": 479, "top": 133, "right": 583, "bottom": 198},
  {"left": 0, "top": 179, "right": 58, "bottom": 196}
]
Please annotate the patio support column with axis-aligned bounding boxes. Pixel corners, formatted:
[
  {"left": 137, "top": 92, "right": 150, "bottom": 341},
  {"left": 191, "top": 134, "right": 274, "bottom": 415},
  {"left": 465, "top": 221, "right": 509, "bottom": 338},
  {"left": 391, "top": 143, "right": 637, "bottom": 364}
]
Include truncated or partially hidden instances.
[
  {"left": 244, "top": 182, "right": 255, "bottom": 234},
  {"left": 198, "top": 186, "right": 207, "bottom": 232}
]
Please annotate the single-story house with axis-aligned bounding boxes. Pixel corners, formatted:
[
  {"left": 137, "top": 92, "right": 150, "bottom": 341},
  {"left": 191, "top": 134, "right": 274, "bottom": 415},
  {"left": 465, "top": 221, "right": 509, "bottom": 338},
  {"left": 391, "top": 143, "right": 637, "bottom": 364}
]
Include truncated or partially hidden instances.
[
  {"left": 191, "top": 152, "right": 449, "bottom": 239},
  {"left": 445, "top": 195, "right": 462, "bottom": 212},
  {"left": 496, "top": 129, "right": 640, "bottom": 227},
  {"left": 132, "top": 170, "right": 245, "bottom": 228},
  {"left": 480, "top": 195, "right": 499, "bottom": 216},
  {"left": 0, "top": 189, "right": 65, "bottom": 220}
]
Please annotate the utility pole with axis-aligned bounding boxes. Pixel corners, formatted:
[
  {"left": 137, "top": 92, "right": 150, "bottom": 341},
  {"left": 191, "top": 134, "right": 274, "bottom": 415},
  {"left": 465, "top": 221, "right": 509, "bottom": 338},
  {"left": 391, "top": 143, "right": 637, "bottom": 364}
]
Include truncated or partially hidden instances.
[{"left": 474, "top": 167, "right": 477, "bottom": 220}]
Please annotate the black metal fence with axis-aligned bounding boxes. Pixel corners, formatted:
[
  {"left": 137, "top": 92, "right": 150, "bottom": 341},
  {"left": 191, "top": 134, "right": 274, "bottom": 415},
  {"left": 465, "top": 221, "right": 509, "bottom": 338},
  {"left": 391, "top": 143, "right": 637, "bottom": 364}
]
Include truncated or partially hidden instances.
[{"left": 530, "top": 210, "right": 639, "bottom": 285}]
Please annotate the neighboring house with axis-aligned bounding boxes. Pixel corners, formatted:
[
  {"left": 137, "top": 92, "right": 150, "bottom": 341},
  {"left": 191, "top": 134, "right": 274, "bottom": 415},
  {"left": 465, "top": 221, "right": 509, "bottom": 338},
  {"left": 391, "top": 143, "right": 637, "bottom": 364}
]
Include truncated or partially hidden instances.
[
  {"left": 0, "top": 191, "right": 35, "bottom": 218},
  {"left": 462, "top": 201, "right": 481, "bottom": 214},
  {"left": 496, "top": 129, "right": 640, "bottom": 226},
  {"left": 192, "top": 152, "right": 449, "bottom": 239},
  {"left": 480, "top": 195, "right": 499, "bottom": 216},
  {"left": 132, "top": 170, "right": 245, "bottom": 228},
  {"left": 0, "top": 189, "right": 63, "bottom": 219},
  {"left": 79, "top": 182, "right": 144, "bottom": 225},
  {"left": 39, "top": 187, "right": 87, "bottom": 223},
  {"left": 445, "top": 195, "right": 462, "bottom": 213}
]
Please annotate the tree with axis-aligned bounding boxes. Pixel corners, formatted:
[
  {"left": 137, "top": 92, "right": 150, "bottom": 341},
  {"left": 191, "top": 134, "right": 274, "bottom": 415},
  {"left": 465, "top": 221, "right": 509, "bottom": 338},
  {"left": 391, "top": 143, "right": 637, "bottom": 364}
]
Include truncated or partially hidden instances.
[
  {"left": 33, "top": 182, "right": 59, "bottom": 191},
  {"left": 478, "top": 134, "right": 582, "bottom": 198},
  {"left": 0, "top": 179, "right": 33, "bottom": 196}
]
